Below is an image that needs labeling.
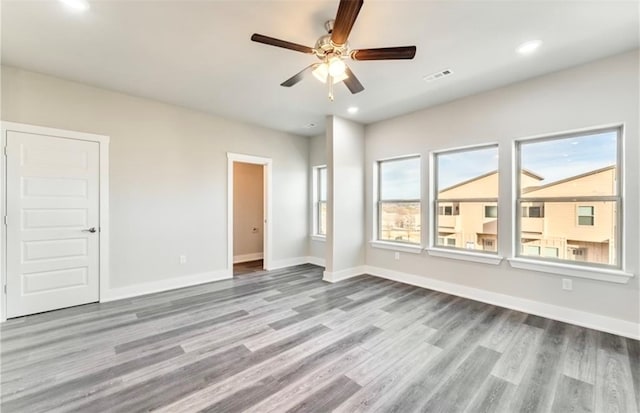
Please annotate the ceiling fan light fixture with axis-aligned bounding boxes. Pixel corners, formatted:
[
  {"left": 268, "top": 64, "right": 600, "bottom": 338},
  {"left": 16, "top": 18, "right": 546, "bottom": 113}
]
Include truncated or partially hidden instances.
[
  {"left": 328, "top": 57, "right": 346, "bottom": 77},
  {"left": 312, "top": 63, "right": 348, "bottom": 84}
]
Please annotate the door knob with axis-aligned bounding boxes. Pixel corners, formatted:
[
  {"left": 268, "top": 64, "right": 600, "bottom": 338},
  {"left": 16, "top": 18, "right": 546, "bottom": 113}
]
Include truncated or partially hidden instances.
[{"left": 82, "top": 227, "right": 97, "bottom": 233}]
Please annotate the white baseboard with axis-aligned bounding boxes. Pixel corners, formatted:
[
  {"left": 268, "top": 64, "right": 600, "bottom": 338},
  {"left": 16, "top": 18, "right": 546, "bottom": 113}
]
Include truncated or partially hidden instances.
[
  {"left": 306, "top": 256, "right": 326, "bottom": 267},
  {"left": 364, "top": 265, "right": 640, "bottom": 340},
  {"left": 323, "top": 266, "right": 366, "bottom": 283},
  {"left": 100, "top": 269, "right": 232, "bottom": 302},
  {"left": 269, "top": 256, "right": 310, "bottom": 270},
  {"left": 233, "top": 252, "right": 264, "bottom": 264}
]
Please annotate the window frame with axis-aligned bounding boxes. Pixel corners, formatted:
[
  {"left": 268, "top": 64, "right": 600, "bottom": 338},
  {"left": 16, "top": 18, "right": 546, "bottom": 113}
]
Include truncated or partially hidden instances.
[
  {"left": 376, "top": 155, "right": 421, "bottom": 245},
  {"left": 312, "top": 165, "right": 327, "bottom": 238},
  {"left": 576, "top": 205, "right": 595, "bottom": 226},
  {"left": 514, "top": 126, "right": 623, "bottom": 270},
  {"left": 431, "top": 143, "right": 500, "bottom": 255}
]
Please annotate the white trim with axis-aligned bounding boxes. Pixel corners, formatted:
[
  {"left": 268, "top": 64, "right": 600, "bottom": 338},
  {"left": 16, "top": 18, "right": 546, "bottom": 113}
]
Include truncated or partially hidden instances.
[
  {"left": 426, "top": 247, "right": 503, "bottom": 265},
  {"left": 508, "top": 257, "right": 633, "bottom": 284},
  {"left": 311, "top": 165, "right": 327, "bottom": 238},
  {"left": 430, "top": 141, "right": 501, "bottom": 155},
  {"left": 101, "top": 269, "right": 232, "bottom": 302},
  {"left": 270, "top": 256, "right": 310, "bottom": 270},
  {"left": 323, "top": 266, "right": 366, "bottom": 283},
  {"left": 363, "top": 265, "right": 639, "bottom": 340},
  {"left": 227, "top": 153, "right": 273, "bottom": 274},
  {"left": 306, "top": 256, "right": 326, "bottom": 267},
  {"left": 233, "top": 253, "right": 264, "bottom": 264},
  {"left": 370, "top": 240, "right": 423, "bottom": 254},
  {"left": 512, "top": 122, "right": 625, "bottom": 143},
  {"left": 311, "top": 235, "right": 326, "bottom": 242},
  {"left": 0, "top": 122, "right": 110, "bottom": 322}
]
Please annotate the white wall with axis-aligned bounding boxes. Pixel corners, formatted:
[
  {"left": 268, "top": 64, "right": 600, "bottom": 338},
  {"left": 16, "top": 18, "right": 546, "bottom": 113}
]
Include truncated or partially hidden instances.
[
  {"left": 326, "top": 116, "right": 365, "bottom": 279},
  {"left": 1, "top": 66, "right": 309, "bottom": 293},
  {"left": 365, "top": 50, "right": 640, "bottom": 326},
  {"left": 233, "top": 162, "right": 263, "bottom": 261},
  {"left": 308, "top": 134, "right": 326, "bottom": 264}
]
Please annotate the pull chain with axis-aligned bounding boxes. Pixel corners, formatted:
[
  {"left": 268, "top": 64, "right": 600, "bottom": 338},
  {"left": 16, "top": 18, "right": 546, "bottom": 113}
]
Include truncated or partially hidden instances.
[{"left": 328, "top": 74, "right": 334, "bottom": 101}]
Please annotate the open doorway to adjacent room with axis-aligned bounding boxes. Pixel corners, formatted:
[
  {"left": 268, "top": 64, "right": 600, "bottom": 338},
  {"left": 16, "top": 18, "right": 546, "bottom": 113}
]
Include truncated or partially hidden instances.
[{"left": 227, "top": 153, "right": 272, "bottom": 276}]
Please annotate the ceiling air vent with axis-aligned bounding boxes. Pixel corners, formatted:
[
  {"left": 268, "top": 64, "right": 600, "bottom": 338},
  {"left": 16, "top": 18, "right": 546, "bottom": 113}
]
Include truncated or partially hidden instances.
[{"left": 423, "top": 69, "right": 453, "bottom": 82}]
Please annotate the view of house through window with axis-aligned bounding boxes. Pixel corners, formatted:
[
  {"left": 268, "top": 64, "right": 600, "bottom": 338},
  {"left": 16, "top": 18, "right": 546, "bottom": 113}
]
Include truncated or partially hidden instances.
[
  {"left": 316, "top": 166, "right": 327, "bottom": 236},
  {"left": 434, "top": 145, "right": 499, "bottom": 253},
  {"left": 517, "top": 128, "right": 620, "bottom": 267},
  {"left": 378, "top": 156, "right": 420, "bottom": 243}
]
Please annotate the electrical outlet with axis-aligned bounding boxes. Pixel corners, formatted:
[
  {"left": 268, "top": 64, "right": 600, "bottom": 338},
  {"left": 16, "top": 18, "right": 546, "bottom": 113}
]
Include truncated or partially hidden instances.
[
  {"left": 562, "top": 278, "right": 572, "bottom": 291},
  {"left": 394, "top": 252, "right": 400, "bottom": 260},
  {"left": 180, "top": 255, "right": 187, "bottom": 264}
]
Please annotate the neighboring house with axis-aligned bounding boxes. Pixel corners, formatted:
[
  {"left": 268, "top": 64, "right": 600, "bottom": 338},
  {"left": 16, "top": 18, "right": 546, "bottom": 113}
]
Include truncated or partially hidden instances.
[{"left": 437, "top": 166, "right": 616, "bottom": 265}]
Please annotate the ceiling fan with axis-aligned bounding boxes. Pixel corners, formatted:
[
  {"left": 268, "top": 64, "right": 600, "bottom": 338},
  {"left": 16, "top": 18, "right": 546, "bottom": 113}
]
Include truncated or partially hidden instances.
[{"left": 251, "top": 0, "right": 416, "bottom": 101}]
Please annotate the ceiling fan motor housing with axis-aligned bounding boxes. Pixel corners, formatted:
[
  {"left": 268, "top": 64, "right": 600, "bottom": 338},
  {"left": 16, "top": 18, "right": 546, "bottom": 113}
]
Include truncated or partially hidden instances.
[{"left": 315, "top": 34, "right": 349, "bottom": 59}]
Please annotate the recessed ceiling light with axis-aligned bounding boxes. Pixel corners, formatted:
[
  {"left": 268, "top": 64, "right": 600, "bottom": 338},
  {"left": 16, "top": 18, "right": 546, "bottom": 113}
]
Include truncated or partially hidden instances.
[
  {"left": 347, "top": 107, "right": 359, "bottom": 114},
  {"left": 58, "top": 0, "right": 90, "bottom": 12},
  {"left": 516, "top": 40, "right": 542, "bottom": 55}
]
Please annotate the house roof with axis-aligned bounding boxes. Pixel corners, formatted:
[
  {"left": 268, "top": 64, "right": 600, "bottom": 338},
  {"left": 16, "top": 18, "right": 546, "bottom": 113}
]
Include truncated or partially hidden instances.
[
  {"left": 522, "top": 165, "right": 615, "bottom": 194},
  {"left": 440, "top": 168, "right": 543, "bottom": 193}
]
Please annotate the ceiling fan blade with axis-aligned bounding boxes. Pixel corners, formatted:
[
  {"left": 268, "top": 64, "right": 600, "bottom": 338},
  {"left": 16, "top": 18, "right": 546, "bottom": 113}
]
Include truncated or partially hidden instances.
[
  {"left": 331, "top": 0, "right": 364, "bottom": 45},
  {"left": 251, "top": 33, "right": 314, "bottom": 54},
  {"left": 350, "top": 46, "right": 417, "bottom": 60},
  {"left": 343, "top": 65, "right": 364, "bottom": 94},
  {"left": 281, "top": 64, "right": 318, "bottom": 87}
]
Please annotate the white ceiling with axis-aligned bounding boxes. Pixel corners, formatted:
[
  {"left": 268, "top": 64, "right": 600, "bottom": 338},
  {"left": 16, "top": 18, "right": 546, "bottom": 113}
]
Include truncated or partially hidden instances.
[{"left": 2, "top": 1, "right": 638, "bottom": 136}]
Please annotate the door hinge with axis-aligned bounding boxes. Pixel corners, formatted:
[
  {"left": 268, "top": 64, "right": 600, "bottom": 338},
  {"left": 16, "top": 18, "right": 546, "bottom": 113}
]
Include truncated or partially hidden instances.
[{"left": 3, "top": 216, "right": 6, "bottom": 226}]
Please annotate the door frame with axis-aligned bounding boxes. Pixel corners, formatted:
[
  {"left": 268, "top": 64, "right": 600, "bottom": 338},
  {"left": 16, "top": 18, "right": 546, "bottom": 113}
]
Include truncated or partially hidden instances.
[
  {"left": 0, "top": 122, "right": 110, "bottom": 321},
  {"left": 227, "top": 152, "right": 272, "bottom": 274}
]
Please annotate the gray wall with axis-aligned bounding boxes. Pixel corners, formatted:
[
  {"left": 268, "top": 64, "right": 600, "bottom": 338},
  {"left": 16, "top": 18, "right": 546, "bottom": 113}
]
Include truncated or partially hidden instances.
[
  {"left": 364, "top": 50, "right": 640, "bottom": 323},
  {"left": 1, "top": 66, "right": 310, "bottom": 289},
  {"left": 233, "top": 162, "right": 263, "bottom": 259}
]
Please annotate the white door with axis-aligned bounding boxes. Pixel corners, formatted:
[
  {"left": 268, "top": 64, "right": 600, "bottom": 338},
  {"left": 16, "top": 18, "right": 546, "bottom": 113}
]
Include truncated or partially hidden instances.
[{"left": 6, "top": 131, "right": 100, "bottom": 318}]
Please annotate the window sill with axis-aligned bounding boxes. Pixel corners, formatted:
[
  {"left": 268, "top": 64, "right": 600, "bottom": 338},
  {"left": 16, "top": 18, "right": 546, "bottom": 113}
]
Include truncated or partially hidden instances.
[
  {"left": 426, "top": 247, "right": 503, "bottom": 265},
  {"left": 370, "top": 241, "right": 423, "bottom": 254},
  {"left": 310, "top": 235, "right": 326, "bottom": 242},
  {"left": 508, "top": 258, "right": 634, "bottom": 284}
]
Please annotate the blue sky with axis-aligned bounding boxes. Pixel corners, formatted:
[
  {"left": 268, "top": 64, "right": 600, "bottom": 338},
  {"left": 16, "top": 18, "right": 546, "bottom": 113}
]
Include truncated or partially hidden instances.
[
  {"left": 438, "top": 146, "right": 498, "bottom": 189},
  {"left": 380, "top": 130, "right": 617, "bottom": 195},
  {"left": 380, "top": 157, "right": 420, "bottom": 199},
  {"left": 520, "top": 131, "right": 617, "bottom": 184}
]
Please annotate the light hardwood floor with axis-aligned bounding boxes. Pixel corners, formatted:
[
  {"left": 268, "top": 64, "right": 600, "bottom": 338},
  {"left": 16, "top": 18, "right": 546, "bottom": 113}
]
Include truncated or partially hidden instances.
[{"left": 1, "top": 264, "right": 638, "bottom": 412}]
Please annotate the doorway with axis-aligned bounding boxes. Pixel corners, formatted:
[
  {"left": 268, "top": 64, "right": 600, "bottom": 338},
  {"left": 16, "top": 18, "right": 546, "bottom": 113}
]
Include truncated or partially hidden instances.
[
  {"left": 227, "top": 153, "right": 272, "bottom": 276},
  {"left": 1, "top": 122, "right": 109, "bottom": 320}
]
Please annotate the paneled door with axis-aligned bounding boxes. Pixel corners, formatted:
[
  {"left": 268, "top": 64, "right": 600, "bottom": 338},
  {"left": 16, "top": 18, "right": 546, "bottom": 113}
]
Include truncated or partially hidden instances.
[{"left": 6, "top": 131, "right": 100, "bottom": 317}]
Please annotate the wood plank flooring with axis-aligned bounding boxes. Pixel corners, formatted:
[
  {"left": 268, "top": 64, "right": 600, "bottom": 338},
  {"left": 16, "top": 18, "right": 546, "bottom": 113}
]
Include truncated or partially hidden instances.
[{"left": 1, "top": 264, "right": 638, "bottom": 412}]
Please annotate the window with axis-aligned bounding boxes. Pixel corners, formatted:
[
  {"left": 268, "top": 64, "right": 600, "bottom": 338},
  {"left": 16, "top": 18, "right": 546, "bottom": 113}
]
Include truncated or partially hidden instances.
[
  {"left": 433, "top": 145, "right": 499, "bottom": 253},
  {"left": 524, "top": 245, "right": 541, "bottom": 256},
  {"left": 314, "top": 166, "right": 327, "bottom": 236},
  {"left": 484, "top": 205, "right": 498, "bottom": 218},
  {"left": 522, "top": 203, "right": 544, "bottom": 218},
  {"left": 517, "top": 127, "right": 620, "bottom": 267},
  {"left": 377, "top": 156, "right": 421, "bottom": 244},
  {"left": 438, "top": 203, "right": 459, "bottom": 216},
  {"left": 577, "top": 206, "right": 594, "bottom": 226}
]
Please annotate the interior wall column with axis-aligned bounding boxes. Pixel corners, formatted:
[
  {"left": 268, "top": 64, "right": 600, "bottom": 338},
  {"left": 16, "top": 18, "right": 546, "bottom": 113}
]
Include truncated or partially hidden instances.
[{"left": 324, "top": 115, "right": 366, "bottom": 281}]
